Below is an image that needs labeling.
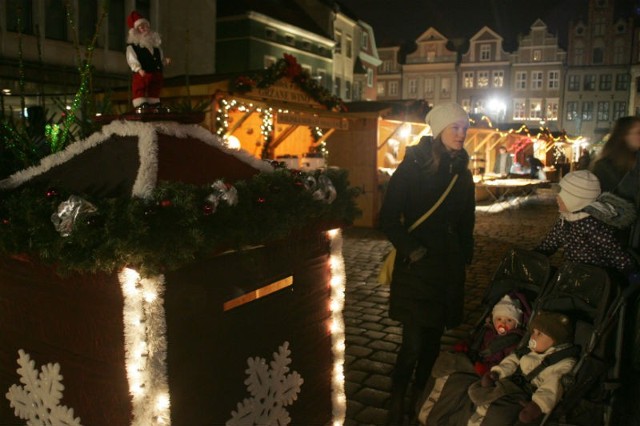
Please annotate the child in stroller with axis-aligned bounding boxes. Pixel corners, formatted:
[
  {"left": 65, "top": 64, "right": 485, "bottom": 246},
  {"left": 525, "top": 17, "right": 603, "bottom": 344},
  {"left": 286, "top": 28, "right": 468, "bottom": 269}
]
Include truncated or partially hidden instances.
[
  {"left": 417, "top": 248, "right": 549, "bottom": 425},
  {"left": 467, "top": 310, "right": 578, "bottom": 425},
  {"left": 417, "top": 294, "right": 528, "bottom": 424}
]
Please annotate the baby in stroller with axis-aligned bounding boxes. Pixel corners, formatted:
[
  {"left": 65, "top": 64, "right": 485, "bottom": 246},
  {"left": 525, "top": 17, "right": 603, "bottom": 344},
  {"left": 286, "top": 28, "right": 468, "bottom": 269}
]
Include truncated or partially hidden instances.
[
  {"left": 467, "top": 310, "right": 578, "bottom": 425},
  {"left": 417, "top": 293, "right": 529, "bottom": 424}
]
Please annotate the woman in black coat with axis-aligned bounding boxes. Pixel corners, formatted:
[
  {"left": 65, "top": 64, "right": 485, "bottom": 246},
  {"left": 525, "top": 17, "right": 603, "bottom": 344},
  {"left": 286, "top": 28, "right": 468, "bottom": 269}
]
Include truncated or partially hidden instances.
[
  {"left": 379, "top": 102, "right": 475, "bottom": 424},
  {"left": 591, "top": 116, "right": 640, "bottom": 425}
]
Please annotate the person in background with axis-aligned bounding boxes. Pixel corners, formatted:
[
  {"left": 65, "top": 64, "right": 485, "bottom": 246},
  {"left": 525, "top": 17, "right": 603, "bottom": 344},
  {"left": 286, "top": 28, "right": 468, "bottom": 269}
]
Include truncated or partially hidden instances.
[
  {"left": 591, "top": 116, "right": 640, "bottom": 421},
  {"left": 126, "top": 10, "right": 171, "bottom": 109},
  {"left": 527, "top": 155, "right": 545, "bottom": 180},
  {"left": 577, "top": 149, "right": 591, "bottom": 171},
  {"left": 379, "top": 102, "right": 476, "bottom": 425},
  {"left": 384, "top": 138, "right": 402, "bottom": 169},
  {"left": 493, "top": 146, "right": 512, "bottom": 177}
]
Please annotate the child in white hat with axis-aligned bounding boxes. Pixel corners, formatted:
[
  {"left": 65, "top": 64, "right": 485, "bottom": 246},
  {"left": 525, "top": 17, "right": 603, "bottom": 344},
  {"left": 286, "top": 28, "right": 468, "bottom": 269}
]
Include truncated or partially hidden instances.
[
  {"left": 468, "top": 310, "right": 578, "bottom": 425},
  {"left": 535, "top": 170, "right": 637, "bottom": 275},
  {"left": 417, "top": 294, "right": 527, "bottom": 425}
]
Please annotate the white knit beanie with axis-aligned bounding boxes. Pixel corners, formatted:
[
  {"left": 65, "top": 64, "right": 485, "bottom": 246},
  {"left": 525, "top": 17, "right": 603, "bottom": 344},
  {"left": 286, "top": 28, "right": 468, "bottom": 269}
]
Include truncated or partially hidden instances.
[
  {"left": 492, "top": 295, "right": 523, "bottom": 325},
  {"left": 558, "top": 170, "right": 601, "bottom": 213},
  {"left": 425, "top": 102, "right": 469, "bottom": 138}
]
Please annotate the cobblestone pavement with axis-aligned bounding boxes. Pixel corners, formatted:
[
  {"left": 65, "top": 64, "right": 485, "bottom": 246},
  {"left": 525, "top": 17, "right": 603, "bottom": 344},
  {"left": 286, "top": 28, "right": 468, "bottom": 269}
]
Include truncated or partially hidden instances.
[{"left": 341, "top": 189, "right": 561, "bottom": 425}]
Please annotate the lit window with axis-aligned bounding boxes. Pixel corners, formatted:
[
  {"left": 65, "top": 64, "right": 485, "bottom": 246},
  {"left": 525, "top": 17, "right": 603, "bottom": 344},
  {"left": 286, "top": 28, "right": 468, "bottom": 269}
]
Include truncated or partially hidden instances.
[
  {"left": 533, "top": 49, "right": 542, "bottom": 61},
  {"left": 546, "top": 99, "right": 559, "bottom": 120},
  {"left": 492, "top": 70, "right": 504, "bottom": 88},
  {"left": 477, "top": 71, "right": 489, "bottom": 88},
  {"left": 566, "top": 102, "right": 578, "bottom": 121},
  {"left": 463, "top": 72, "right": 474, "bottom": 89},
  {"left": 529, "top": 99, "right": 542, "bottom": 120}
]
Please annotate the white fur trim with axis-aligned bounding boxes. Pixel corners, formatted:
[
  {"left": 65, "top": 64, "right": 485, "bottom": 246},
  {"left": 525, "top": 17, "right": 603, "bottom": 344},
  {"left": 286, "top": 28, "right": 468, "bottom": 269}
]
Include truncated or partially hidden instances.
[{"left": 0, "top": 121, "right": 274, "bottom": 198}]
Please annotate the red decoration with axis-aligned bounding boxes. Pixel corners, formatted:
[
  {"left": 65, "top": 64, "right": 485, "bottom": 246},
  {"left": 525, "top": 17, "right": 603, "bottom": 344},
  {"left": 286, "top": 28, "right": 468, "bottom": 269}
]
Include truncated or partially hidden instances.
[
  {"left": 202, "top": 204, "right": 214, "bottom": 215},
  {"left": 45, "top": 188, "right": 59, "bottom": 198},
  {"left": 474, "top": 361, "right": 489, "bottom": 376},
  {"left": 160, "top": 199, "right": 172, "bottom": 208}
]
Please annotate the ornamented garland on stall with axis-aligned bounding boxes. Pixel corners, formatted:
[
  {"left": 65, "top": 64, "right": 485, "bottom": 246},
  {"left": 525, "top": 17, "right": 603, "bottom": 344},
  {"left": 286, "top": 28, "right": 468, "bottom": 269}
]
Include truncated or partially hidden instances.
[
  {"left": 231, "top": 54, "right": 347, "bottom": 113},
  {"left": 0, "top": 167, "right": 359, "bottom": 277}
]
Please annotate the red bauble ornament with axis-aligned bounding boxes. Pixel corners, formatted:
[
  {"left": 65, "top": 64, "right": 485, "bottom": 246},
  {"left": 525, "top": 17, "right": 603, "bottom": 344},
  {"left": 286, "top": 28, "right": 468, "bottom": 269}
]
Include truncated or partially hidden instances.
[
  {"left": 45, "top": 188, "right": 59, "bottom": 198},
  {"left": 1, "top": 218, "right": 9, "bottom": 225},
  {"left": 256, "top": 197, "right": 266, "bottom": 204},
  {"left": 202, "top": 204, "right": 214, "bottom": 215},
  {"left": 159, "top": 199, "right": 172, "bottom": 208}
]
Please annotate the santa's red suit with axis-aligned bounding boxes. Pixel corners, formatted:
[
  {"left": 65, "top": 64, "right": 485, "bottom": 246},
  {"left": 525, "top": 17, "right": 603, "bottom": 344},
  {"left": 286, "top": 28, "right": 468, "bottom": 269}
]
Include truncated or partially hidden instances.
[{"left": 125, "top": 11, "right": 166, "bottom": 108}]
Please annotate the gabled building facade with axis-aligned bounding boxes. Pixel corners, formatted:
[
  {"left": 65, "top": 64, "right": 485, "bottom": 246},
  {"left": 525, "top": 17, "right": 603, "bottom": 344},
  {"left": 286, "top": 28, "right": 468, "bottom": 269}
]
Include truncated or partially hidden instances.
[
  {"left": 352, "top": 20, "right": 381, "bottom": 101},
  {"left": 562, "top": 0, "right": 633, "bottom": 142},
  {"left": 510, "top": 19, "right": 566, "bottom": 129},
  {"left": 376, "top": 45, "right": 403, "bottom": 100},
  {"left": 402, "top": 27, "right": 458, "bottom": 105},
  {"left": 458, "top": 26, "right": 511, "bottom": 123}
]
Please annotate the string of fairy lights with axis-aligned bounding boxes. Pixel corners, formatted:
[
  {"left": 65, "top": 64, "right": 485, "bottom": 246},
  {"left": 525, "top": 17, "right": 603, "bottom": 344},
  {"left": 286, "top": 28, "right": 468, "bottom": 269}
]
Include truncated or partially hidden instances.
[{"left": 215, "top": 98, "right": 328, "bottom": 161}]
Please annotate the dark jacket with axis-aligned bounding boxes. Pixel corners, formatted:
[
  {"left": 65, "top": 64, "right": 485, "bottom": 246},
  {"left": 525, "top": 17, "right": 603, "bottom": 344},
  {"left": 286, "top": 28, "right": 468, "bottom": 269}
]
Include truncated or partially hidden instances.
[
  {"left": 592, "top": 155, "right": 640, "bottom": 204},
  {"left": 592, "top": 154, "right": 640, "bottom": 250},
  {"left": 379, "top": 136, "right": 475, "bottom": 329}
]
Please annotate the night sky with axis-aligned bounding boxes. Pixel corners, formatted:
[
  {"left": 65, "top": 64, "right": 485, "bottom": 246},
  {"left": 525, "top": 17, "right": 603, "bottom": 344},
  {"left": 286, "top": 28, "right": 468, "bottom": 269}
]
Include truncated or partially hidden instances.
[{"left": 338, "top": 0, "right": 637, "bottom": 51}]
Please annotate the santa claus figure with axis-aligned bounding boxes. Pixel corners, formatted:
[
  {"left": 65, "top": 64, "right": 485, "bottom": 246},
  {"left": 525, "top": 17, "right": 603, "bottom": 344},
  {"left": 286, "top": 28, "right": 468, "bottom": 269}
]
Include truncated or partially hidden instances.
[{"left": 126, "top": 10, "right": 171, "bottom": 109}]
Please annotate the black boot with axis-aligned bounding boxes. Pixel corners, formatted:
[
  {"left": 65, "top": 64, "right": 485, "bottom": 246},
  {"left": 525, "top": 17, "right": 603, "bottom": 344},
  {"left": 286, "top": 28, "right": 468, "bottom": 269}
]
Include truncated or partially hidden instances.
[
  {"left": 408, "top": 385, "right": 425, "bottom": 425},
  {"left": 386, "top": 384, "right": 407, "bottom": 426}
]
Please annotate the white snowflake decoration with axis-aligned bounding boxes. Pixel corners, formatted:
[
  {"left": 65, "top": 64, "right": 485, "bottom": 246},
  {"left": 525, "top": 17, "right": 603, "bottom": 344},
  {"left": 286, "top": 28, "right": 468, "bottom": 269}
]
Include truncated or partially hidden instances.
[
  {"left": 5, "top": 349, "right": 82, "bottom": 426},
  {"left": 227, "top": 341, "right": 303, "bottom": 426}
]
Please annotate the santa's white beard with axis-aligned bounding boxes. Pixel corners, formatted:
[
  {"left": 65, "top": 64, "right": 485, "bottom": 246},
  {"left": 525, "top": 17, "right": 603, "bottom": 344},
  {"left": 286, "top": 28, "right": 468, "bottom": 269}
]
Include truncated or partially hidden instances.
[{"left": 127, "top": 30, "right": 162, "bottom": 50}]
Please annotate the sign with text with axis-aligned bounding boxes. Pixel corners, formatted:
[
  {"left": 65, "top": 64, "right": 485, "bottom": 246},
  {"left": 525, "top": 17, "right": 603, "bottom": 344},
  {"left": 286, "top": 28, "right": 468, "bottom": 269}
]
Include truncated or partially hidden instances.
[
  {"left": 278, "top": 112, "right": 349, "bottom": 130},
  {"left": 255, "top": 79, "right": 317, "bottom": 105}
]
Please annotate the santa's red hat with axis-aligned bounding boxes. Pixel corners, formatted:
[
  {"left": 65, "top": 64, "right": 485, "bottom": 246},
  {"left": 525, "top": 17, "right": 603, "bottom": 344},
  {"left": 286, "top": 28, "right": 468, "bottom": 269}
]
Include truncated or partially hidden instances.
[{"left": 127, "top": 10, "right": 149, "bottom": 30}]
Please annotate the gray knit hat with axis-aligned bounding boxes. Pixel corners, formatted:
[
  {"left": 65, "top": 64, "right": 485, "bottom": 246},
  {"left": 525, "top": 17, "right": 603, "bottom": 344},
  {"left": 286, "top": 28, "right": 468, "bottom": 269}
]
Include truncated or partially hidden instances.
[{"left": 558, "top": 170, "right": 601, "bottom": 213}]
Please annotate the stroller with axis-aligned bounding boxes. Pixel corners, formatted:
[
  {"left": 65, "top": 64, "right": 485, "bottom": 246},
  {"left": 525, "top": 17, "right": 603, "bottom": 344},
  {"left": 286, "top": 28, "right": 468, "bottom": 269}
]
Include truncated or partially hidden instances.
[
  {"left": 417, "top": 248, "right": 551, "bottom": 425},
  {"left": 531, "top": 261, "right": 639, "bottom": 426}
]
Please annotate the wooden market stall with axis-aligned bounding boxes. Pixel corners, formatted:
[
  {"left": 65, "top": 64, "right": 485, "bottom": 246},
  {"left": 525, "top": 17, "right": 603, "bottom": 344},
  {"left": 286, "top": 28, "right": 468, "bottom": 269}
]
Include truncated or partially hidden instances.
[
  {"left": 108, "top": 55, "right": 349, "bottom": 170},
  {"left": 326, "top": 100, "right": 431, "bottom": 227},
  {"left": 0, "top": 120, "right": 358, "bottom": 425}
]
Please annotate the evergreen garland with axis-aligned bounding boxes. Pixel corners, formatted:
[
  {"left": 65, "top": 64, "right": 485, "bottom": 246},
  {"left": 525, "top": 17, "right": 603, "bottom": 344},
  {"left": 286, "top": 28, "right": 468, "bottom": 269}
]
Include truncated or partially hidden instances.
[
  {"left": 0, "top": 168, "right": 360, "bottom": 277},
  {"left": 231, "top": 54, "right": 347, "bottom": 112}
]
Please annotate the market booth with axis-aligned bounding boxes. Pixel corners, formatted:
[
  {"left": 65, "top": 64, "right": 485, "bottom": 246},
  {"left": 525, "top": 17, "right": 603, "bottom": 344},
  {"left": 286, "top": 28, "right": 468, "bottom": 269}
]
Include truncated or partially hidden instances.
[
  {"left": 0, "top": 120, "right": 357, "bottom": 425},
  {"left": 326, "top": 101, "right": 431, "bottom": 227},
  {"left": 108, "top": 54, "right": 349, "bottom": 172}
]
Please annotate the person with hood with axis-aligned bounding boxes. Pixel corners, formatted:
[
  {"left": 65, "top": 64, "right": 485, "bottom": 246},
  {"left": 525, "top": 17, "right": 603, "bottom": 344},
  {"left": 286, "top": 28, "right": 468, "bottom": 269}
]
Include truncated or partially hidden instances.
[{"left": 379, "top": 102, "right": 476, "bottom": 424}]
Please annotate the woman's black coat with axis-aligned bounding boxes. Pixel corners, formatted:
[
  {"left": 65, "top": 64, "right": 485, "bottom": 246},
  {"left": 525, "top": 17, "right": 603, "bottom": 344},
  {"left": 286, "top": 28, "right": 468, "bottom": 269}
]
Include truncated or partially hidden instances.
[{"left": 379, "top": 137, "right": 475, "bottom": 330}]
